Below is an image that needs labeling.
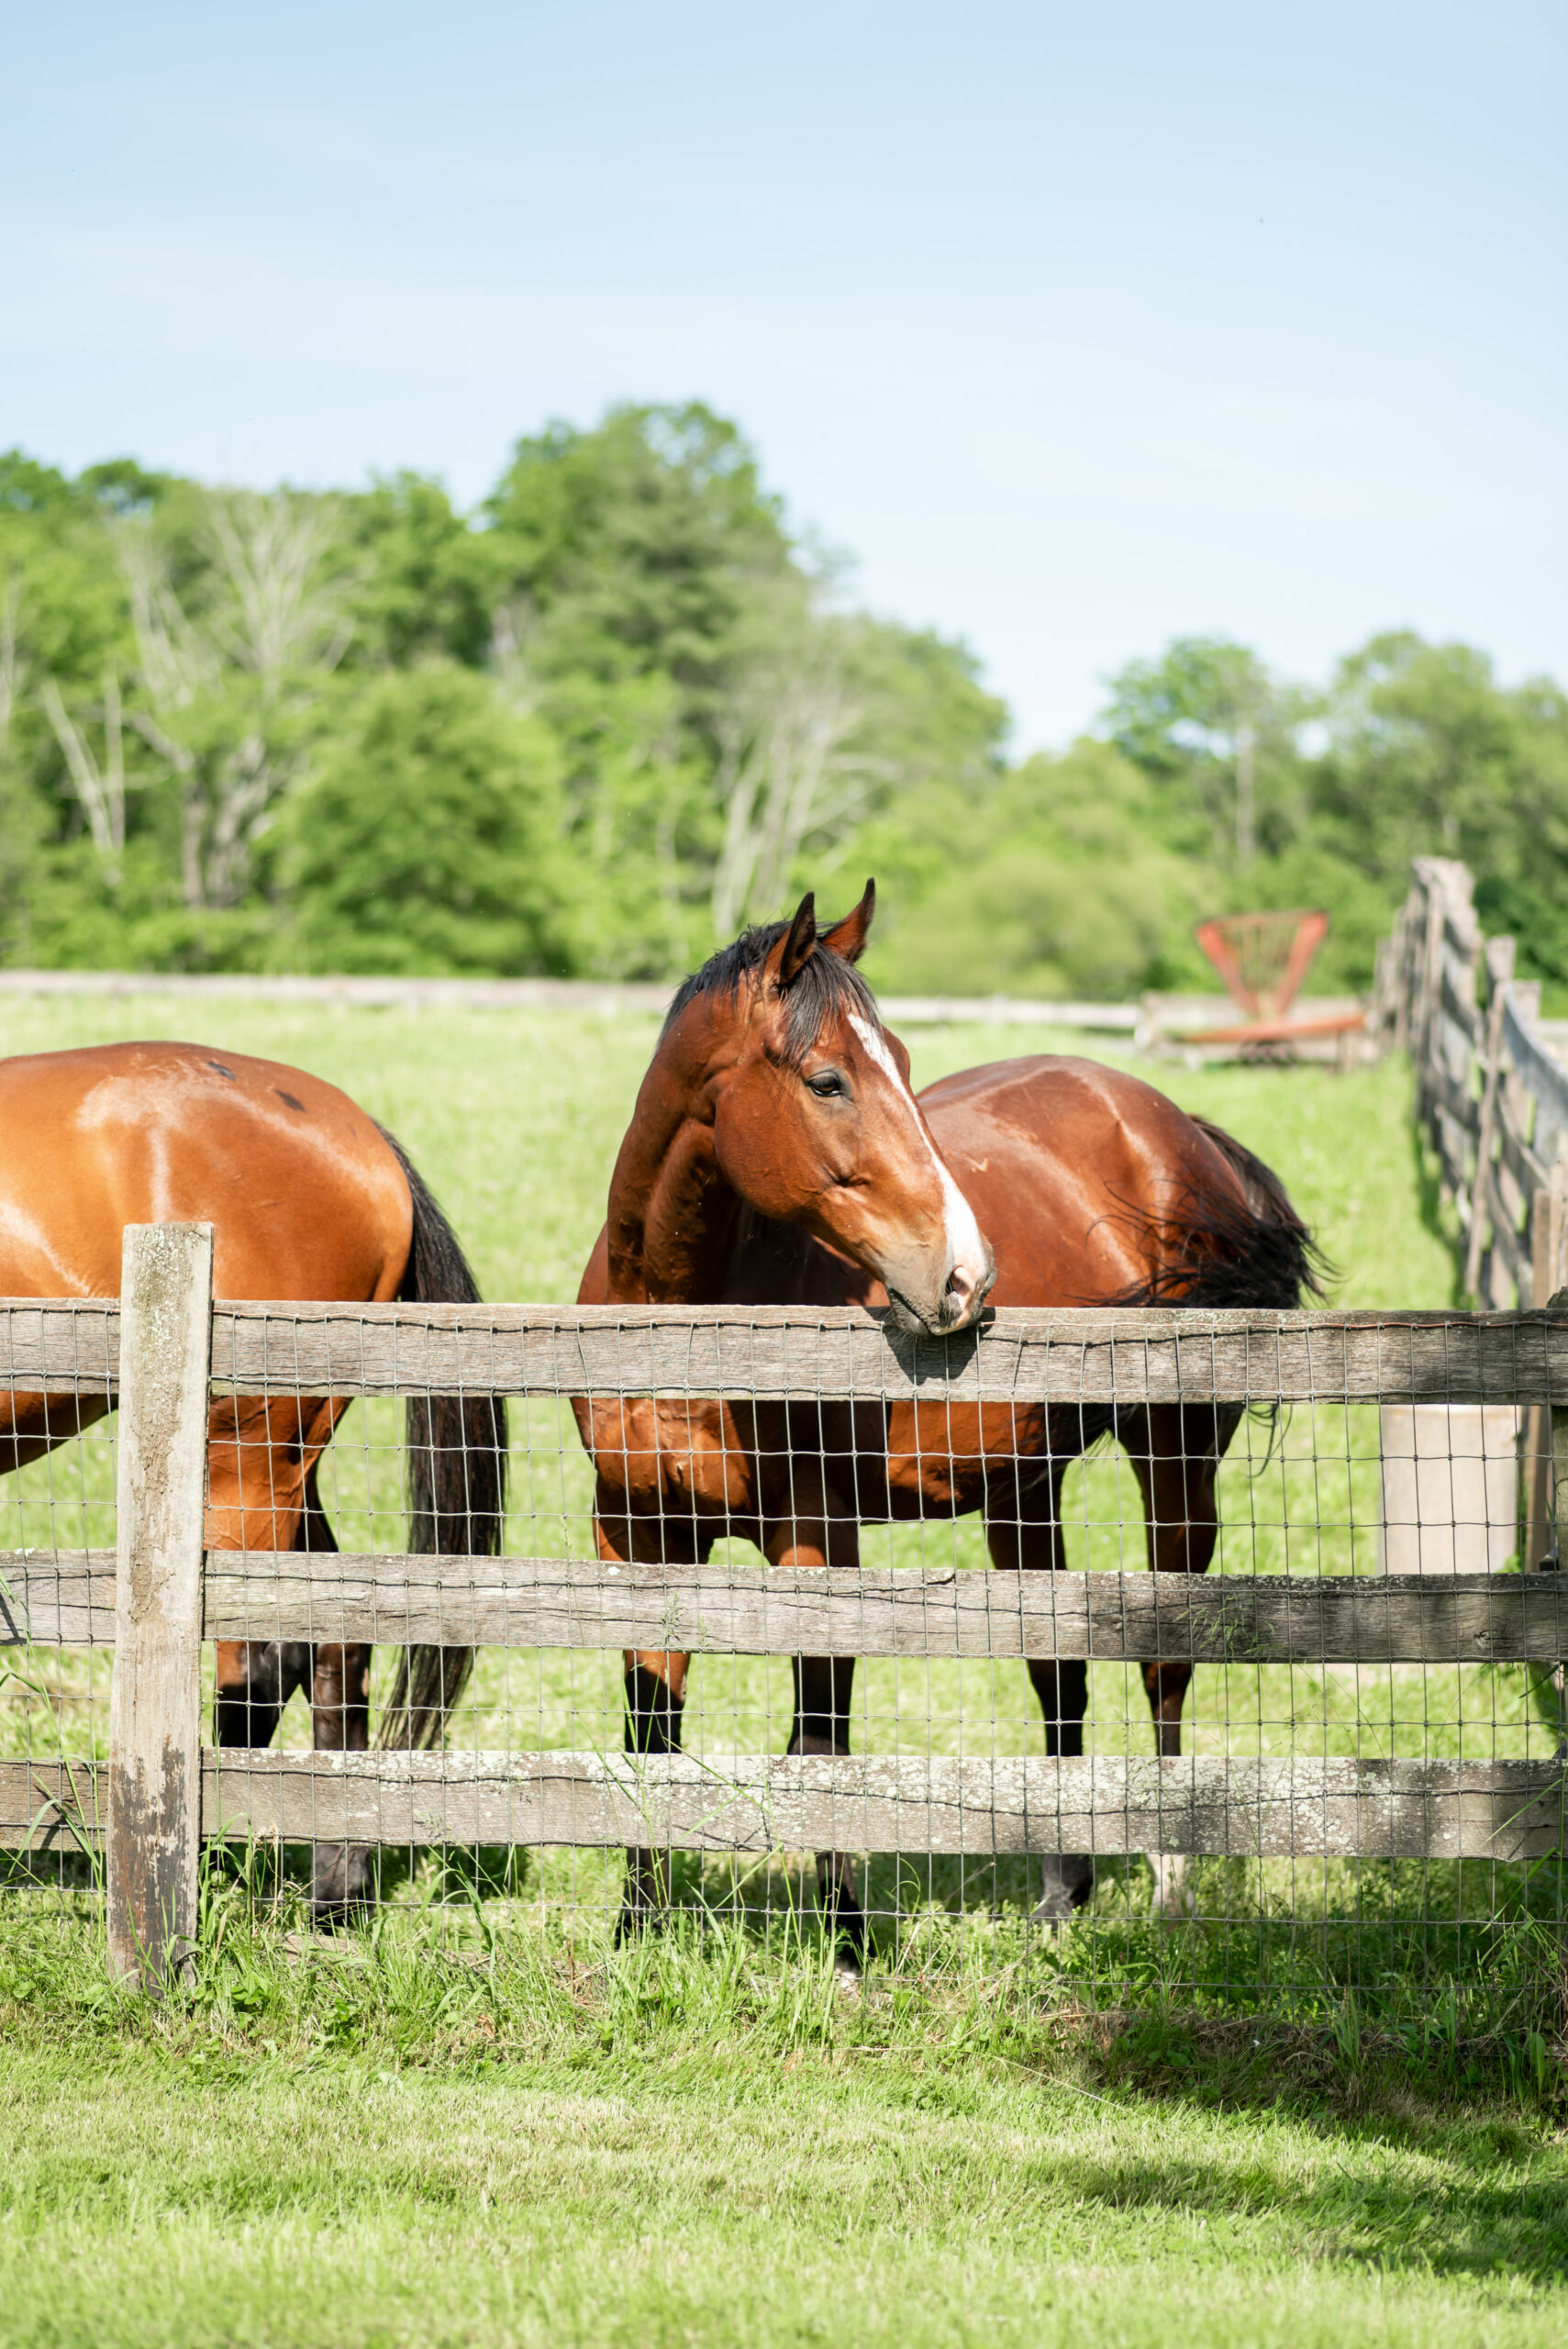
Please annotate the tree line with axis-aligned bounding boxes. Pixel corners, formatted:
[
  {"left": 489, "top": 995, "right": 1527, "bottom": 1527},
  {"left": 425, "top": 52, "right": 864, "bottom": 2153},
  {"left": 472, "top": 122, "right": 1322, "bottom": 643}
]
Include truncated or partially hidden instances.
[{"left": 3, "top": 404, "right": 1564, "bottom": 999}]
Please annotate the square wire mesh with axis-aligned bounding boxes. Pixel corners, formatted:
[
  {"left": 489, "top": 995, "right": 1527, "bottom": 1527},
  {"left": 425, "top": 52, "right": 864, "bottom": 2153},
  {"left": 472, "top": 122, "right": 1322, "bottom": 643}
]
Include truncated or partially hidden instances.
[
  {"left": 0, "top": 1303, "right": 118, "bottom": 1906},
  {"left": 4, "top": 1299, "right": 1565, "bottom": 2042}
]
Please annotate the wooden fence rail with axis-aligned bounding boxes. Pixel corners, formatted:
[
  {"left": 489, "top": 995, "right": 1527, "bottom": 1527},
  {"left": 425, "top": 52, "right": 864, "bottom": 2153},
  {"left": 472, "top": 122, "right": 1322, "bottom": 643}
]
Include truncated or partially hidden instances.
[
  {"left": 7, "top": 1753, "right": 1561, "bottom": 1865},
  {"left": 4, "top": 1228, "right": 1566, "bottom": 1987},
  {"left": 17, "top": 1296, "right": 1568, "bottom": 1405},
  {"left": 6, "top": 1554, "right": 1568, "bottom": 1664}
]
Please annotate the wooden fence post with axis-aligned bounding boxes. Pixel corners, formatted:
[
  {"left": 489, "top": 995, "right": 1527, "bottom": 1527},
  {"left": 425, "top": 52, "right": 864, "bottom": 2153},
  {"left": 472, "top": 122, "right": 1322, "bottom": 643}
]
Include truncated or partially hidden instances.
[
  {"left": 107, "top": 1222, "right": 214, "bottom": 1988},
  {"left": 1392, "top": 896, "right": 1415, "bottom": 1055},
  {"left": 1525, "top": 1176, "right": 1568, "bottom": 1572},
  {"left": 1415, "top": 873, "right": 1444, "bottom": 1094},
  {"left": 1463, "top": 935, "right": 1516, "bottom": 1303},
  {"left": 1544, "top": 1285, "right": 1568, "bottom": 1743}
]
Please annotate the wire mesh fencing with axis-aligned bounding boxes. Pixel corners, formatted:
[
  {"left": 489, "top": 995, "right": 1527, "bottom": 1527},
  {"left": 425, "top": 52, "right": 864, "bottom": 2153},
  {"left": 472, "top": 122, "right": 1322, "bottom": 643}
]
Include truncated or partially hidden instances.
[{"left": 3, "top": 1246, "right": 1566, "bottom": 2039}]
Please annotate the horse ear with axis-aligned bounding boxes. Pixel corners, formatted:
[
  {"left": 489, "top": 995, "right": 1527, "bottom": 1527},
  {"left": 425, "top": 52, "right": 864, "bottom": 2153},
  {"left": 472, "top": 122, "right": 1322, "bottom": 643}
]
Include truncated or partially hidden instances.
[
  {"left": 821, "top": 878, "right": 875, "bottom": 964},
  {"left": 775, "top": 893, "right": 818, "bottom": 987}
]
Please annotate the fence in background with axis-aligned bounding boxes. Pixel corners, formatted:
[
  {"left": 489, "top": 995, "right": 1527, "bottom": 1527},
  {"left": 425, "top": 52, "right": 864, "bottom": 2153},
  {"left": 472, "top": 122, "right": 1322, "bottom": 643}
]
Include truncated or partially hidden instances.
[
  {"left": 2, "top": 1225, "right": 1564, "bottom": 2018},
  {"left": 0, "top": 966, "right": 1141, "bottom": 1031},
  {"left": 1377, "top": 856, "right": 1568, "bottom": 1576},
  {"left": 1378, "top": 855, "right": 1568, "bottom": 1316}
]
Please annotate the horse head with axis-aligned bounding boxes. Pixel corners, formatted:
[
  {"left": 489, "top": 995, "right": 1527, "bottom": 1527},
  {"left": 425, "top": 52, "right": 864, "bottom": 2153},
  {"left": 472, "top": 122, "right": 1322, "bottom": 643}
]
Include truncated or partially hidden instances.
[{"left": 698, "top": 881, "right": 995, "bottom": 1335}]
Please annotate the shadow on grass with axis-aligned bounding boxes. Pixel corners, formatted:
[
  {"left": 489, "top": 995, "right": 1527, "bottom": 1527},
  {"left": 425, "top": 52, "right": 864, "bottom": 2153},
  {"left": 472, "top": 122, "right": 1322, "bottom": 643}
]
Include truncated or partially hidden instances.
[{"left": 1037, "top": 2121, "right": 1568, "bottom": 2282}]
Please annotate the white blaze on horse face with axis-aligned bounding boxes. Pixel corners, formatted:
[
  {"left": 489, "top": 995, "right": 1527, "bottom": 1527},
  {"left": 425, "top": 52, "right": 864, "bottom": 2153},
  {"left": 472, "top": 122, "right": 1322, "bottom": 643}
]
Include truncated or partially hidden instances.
[{"left": 848, "top": 1013, "right": 990, "bottom": 1316}]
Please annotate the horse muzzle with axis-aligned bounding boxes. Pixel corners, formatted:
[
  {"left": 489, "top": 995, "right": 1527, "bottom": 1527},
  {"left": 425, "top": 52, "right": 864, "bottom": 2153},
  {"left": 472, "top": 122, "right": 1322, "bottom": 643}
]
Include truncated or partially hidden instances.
[{"left": 883, "top": 1241, "right": 995, "bottom": 1338}]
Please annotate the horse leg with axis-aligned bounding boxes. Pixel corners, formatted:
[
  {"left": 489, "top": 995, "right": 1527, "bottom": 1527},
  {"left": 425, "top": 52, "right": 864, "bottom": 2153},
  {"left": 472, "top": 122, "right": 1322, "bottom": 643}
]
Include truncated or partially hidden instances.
[
  {"left": 212, "top": 1453, "right": 330, "bottom": 1748},
  {"left": 210, "top": 1400, "right": 315, "bottom": 1749},
  {"left": 766, "top": 1491, "right": 864, "bottom": 1973},
  {"left": 592, "top": 1475, "right": 699, "bottom": 1943},
  {"left": 207, "top": 1398, "right": 357, "bottom": 1920},
  {"left": 213, "top": 1638, "right": 312, "bottom": 1748},
  {"left": 986, "top": 1471, "right": 1095, "bottom": 1924},
  {"left": 619, "top": 1646, "right": 689, "bottom": 1940},
  {"left": 291, "top": 1464, "right": 375, "bottom": 1922},
  {"left": 787, "top": 1653, "right": 863, "bottom": 1972},
  {"left": 1123, "top": 1402, "right": 1243, "bottom": 1918}
]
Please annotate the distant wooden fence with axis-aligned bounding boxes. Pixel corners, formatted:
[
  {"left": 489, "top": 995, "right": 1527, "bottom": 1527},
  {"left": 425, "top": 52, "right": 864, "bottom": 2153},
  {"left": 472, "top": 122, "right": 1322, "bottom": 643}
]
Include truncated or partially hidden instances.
[
  {"left": 1378, "top": 855, "right": 1568, "bottom": 1311},
  {"left": 0, "top": 966, "right": 1141, "bottom": 1032},
  {"left": 3, "top": 1226, "right": 1566, "bottom": 1987},
  {"left": 1376, "top": 855, "right": 1568, "bottom": 1567}
]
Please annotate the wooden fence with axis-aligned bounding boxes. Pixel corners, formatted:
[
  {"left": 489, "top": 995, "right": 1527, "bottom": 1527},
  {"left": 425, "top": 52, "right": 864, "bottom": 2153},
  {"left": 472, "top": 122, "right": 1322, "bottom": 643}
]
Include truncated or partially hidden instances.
[
  {"left": 3, "top": 1225, "right": 1567, "bottom": 1987},
  {"left": 1377, "top": 855, "right": 1568, "bottom": 1313},
  {"left": 1376, "top": 854, "right": 1568, "bottom": 1567}
]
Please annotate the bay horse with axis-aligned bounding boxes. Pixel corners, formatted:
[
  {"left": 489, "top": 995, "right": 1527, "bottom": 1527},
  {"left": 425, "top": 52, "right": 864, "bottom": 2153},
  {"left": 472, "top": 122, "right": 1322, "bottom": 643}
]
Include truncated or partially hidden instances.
[
  {"left": 575, "top": 883, "right": 1317, "bottom": 1954},
  {"left": 0, "top": 1040, "right": 506, "bottom": 1917}
]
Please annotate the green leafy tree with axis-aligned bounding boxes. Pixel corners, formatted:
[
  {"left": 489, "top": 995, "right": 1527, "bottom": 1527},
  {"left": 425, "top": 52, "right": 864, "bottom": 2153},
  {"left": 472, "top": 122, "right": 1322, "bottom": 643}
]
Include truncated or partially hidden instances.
[
  {"left": 1314, "top": 631, "right": 1568, "bottom": 983},
  {"left": 7, "top": 419, "right": 1568, "bottom": 1005},
  {"left": 0, "top": 452, "right": 147, "bottom": 954},
  {"left": 114, "top": 486, "right": 356, "bottom": 911},
  {"left": 345, "top": 473, "right": 496, "bottom": 670},
  {"left": 484, "top": 403, "right": 790, "bottom": 700},
  {"left": 767, "top": 610, "right": 1007, "bottom": 936},
  {"left": 849, "top": 740, "right": 1198, "bottom": 1000},
  {"left": 1105, "top": 636, "right": 1307, "bottom": 870},
  {"left": 280, "top": 663, "right": 573, "bottom": 974}
]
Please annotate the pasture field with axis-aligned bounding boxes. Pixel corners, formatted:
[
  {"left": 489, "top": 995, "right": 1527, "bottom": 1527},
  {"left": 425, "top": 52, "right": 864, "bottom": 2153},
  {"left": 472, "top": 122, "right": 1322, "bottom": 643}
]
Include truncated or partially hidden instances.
[{"left": 0, "top": 996, "right": 1562, "bottom": 2347}]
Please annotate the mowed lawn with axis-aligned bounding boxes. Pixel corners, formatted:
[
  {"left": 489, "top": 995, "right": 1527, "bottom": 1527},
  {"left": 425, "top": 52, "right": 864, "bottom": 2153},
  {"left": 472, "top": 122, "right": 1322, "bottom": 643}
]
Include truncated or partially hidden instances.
[{"left": 1, "top": 994, "right": 1560, "bottom": 2349}]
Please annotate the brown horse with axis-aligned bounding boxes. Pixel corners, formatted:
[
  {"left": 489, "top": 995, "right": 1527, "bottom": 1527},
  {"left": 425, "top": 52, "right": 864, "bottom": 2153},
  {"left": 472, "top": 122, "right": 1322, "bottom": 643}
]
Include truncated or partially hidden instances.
[
  {"left": 0, "top": 1040, "right": 506, "bottom": 1916},
  {"left": 575, "top": 884, "right": 1317, "bottom": 1952}
]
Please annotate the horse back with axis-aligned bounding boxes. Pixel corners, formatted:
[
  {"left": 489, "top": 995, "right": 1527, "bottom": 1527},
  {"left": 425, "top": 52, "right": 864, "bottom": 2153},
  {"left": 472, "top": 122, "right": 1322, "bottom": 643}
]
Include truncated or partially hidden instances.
[
  {"left": 0, "top": 1040, "right": 412, "bottom": 1302},
  {"left": 917, "top": 1053, "right": 1287, "bottom": 1310}
]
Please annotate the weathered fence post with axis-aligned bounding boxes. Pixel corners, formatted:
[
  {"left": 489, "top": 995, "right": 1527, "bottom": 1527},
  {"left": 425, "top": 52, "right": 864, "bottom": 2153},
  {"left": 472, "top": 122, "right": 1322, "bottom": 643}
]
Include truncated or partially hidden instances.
[
  {"left": 1463, "top": 936, "right": 1515, "bottom": 1303},
  {"left": 1414, "top": 866, "right": 1444, "bottom": 1101},
  {"left": 1526, "top": 1181, "right": 1568, "bottom": 1571},
  {"left": 107, "top": 1222, "right": 213, "bottom": 1988},
  {"left": 1543, "top": 1284, "right": 1568, "bottom": 1744}
]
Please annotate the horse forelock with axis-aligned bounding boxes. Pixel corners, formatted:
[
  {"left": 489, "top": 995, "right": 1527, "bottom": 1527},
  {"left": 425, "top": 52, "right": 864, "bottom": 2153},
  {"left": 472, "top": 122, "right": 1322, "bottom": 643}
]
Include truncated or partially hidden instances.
[{"left": 662, "top": 920, "right": 881, "bottom": 1068}]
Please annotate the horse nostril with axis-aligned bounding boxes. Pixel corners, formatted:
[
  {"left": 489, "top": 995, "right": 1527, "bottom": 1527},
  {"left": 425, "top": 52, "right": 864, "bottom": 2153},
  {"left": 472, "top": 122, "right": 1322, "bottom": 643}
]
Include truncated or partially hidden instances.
[{"left": 947, "top": 1266, "right": 973, "bottom": 1307}]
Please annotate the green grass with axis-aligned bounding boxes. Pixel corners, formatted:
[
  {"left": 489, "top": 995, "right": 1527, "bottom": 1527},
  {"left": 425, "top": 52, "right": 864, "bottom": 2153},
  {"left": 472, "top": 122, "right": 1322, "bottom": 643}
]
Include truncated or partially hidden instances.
[
  {"left": 1, "top": 997, "right": 1562, "bottom": 2345},
  {"left": 0, "top": 1887, "right": 1565, "bottom": 2349}
]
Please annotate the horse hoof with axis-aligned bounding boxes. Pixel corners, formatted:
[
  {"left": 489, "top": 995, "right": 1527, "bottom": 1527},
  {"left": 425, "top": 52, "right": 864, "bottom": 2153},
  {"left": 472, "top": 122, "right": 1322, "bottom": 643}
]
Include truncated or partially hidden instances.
[
  {"left": 1030, "top": 1887, "right": 1076, "bottom": 1930},
  {"left": 1033, "top": 1854, "right": 1095, "bottom": 1927},
  {"left": 829, "top": 1932, "right": 864, "bottom": 1984},
  {"left": 615, "top": 1900, "right": 655, "bottom": 1946},
  {"left": 311, "top": 1843, "right": 373, "bottom": 1928}
]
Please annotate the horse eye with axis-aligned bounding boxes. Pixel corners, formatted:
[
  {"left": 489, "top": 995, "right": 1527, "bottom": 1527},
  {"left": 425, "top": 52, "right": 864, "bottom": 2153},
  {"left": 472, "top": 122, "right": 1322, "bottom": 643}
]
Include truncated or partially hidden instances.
[{"left": 808, "top": 1070, "right": 845, "bottom": 1099}]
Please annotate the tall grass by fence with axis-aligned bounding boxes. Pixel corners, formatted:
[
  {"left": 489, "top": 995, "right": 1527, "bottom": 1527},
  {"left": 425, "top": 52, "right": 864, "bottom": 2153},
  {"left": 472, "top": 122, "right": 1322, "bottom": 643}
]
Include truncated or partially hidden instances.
[{"left": 3, "top": 1225, "right": 1564, "bottom": 2034}]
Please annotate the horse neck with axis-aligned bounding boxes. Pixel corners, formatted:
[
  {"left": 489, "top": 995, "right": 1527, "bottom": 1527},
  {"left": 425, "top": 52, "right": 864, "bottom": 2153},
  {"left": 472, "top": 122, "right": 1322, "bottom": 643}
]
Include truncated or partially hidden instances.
[{"left": 604, "top": 1008, "right": 743, "bottom": 1304}]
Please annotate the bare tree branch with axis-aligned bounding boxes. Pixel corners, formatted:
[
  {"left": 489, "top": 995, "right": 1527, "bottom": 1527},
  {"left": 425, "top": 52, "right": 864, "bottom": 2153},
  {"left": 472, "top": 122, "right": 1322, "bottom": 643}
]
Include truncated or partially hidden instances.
[
  {"left": 0, "top": 576, "right": 24, "bottom": 751},
  {"left": 40, "top": 674, "right": 125, "bottom": 877},
  {"left": 711, "top": 617, "right": 883, "bottom": 934},
  {"left": 115, "top": 489, "right": 352, "bottom": 909},
  {"left": 202, "top": 491, "right": 352, "bottom": 683}
]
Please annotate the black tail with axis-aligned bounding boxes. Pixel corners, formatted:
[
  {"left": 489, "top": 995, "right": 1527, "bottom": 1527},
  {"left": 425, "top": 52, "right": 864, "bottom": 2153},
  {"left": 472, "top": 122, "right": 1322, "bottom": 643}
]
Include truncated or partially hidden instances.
[
  {"left": 1119, "top": 1117, "right": 1327, "bottom": 1313},
  {"left": 373, "top": 1128, "right": 508, "bottom": 1753}
]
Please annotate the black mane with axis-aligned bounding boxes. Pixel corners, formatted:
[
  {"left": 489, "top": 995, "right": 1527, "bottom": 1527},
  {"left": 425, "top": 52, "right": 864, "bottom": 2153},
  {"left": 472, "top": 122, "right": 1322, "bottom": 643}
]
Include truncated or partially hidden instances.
[{"left": 663, "top": 918, "right": 880, "bottom": 1065}]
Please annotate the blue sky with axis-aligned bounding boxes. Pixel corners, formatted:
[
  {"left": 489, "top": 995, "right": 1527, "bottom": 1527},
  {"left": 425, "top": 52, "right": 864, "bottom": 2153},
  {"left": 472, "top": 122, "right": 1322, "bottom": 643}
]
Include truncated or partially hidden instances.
[{"left": 4, "top": 2, "right": 1562, "bottom": 748}]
